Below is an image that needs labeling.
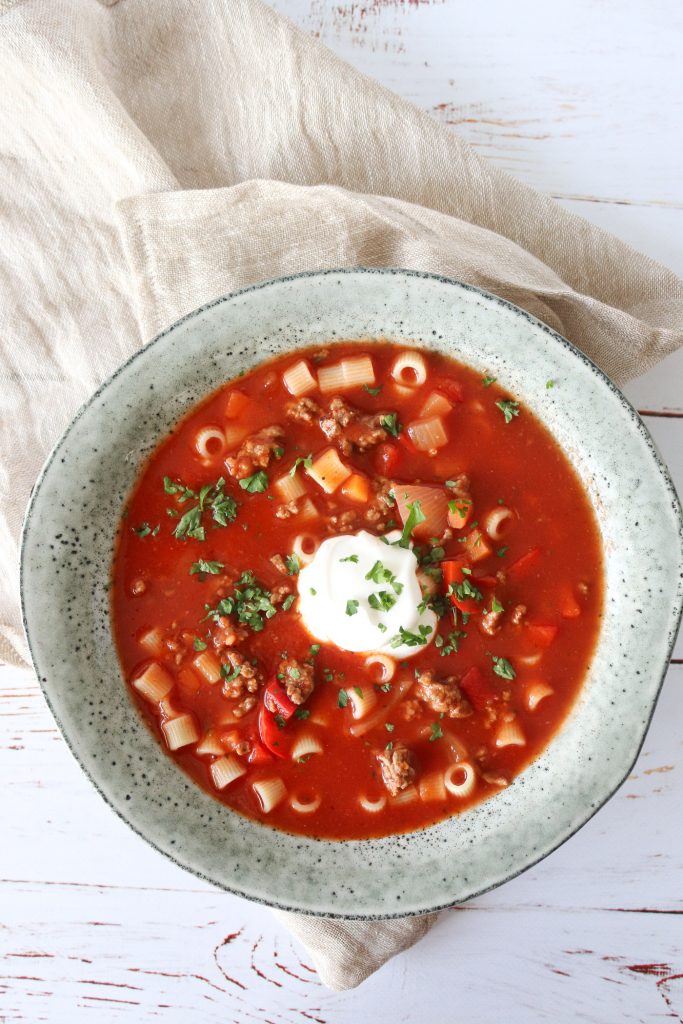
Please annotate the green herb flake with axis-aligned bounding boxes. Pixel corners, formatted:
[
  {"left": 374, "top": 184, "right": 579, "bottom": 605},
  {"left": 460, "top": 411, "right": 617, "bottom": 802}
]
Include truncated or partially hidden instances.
[
  {"left": 134, "top": 522, "right": 152, "bottom": 538},
  {"left": 289, "top": 453, "right": 313, "bottom": 477},
  {"left": 429, "top": 722, "right": 444, "bottom": 742},
  {"left": 496, "top": 399, "right": 520, "bottom": 424},
  {"left": 274, "top": 714, "right": 286, "bottom": 730},
  {"left": 385, "top": 722, "right": 395, "bottom": 732},
  {"left": 281, "top": 594, "right": 296, "bottom": 611},
  {"left": 189, "top": 559, "right": 224, "bottom": 577},
  {"left": 285, "top": 554, "right": 300, "bottom": 575},
  {"left": 363, "top": 384, "right": 382, "bottom": 396},
  {"left": 220, "top": 662, "right": 242, "bottom": 683},
  {"left": 385, "top": 740, "right": 394, "bottom": 751},
  {"left": 294, "top": 708, "right": 310, "bottom": 720},
  {"left": 310, "top": 587, "right": 317, "bottom": 596},
  {"left": 193, "top": 637, "right": 208, "bottom": 651},
  {"left": 239, "top": 470, "right": 269, "bottom": 493},
  {"left": 377, "top": 622, "right": 388, "bottom": 633},
  {"left": 354, "top": 686, "right": 363, "bottom": 697},
  {"left": 497, "top": 546, "right": 508, "bottom": 557},
  {"left": 481, "top": 374, "right": 497, "bottom": 388},
  {"left": 492, "top": 655, "right": 516, "bottom": 680},
  {"left": 309, "top": 644, "right": 321, "bottom": 657},
  {"left": 398, "top": 499, "right": 426, "bottom": 548},
  {"left": 491, "top": 597, "right": 504, "bottom": 615},
  {"left": 340, "top": 554, "right": 359, "bottom": 564},
  {"left": 337, "top": 689, "right": 349, "bottom": 709},
  {"left": 380, "top": 412, "right": 402, "bottom": 438},
  {"left": 389, "top": 624, "right": 433, "bottom": 649},
  {"left": 546, "top": 379, "right": 555, "bottom": 389},
  {"left": 380, "top": 681, "right": 392, "bottom": 693},
  {"left": 345, "top": 599, "right": 360, "bottom": 616}
]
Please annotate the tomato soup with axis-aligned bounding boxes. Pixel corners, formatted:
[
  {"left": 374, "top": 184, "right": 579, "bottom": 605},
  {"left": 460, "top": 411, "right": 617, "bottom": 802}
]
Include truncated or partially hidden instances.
[{"left": 111, "top": 343, "right": 603, "bottom": 839}]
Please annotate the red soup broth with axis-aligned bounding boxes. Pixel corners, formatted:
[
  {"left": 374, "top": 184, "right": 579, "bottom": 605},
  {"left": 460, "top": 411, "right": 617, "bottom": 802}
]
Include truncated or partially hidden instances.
[{"left": 111, "top": 342, "right": 603, "bottom": 840}]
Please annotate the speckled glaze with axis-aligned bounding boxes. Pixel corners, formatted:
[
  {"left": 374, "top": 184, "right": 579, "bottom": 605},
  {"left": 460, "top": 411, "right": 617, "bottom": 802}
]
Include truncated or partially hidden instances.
[{"left": 20, "top": 269, "right": 683, "bottom": 919}]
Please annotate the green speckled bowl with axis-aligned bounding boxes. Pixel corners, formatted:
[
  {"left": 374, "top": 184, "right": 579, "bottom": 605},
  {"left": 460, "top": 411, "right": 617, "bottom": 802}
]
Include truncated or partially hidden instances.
[{"left": 20, "top": 269, "right": 683, "bottom": 918}]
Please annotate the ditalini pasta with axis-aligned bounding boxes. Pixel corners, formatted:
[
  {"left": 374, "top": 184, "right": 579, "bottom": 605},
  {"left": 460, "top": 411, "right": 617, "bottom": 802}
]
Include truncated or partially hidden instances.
[{"left": 113, "top": 341, "right": 603, "bottom": 840}]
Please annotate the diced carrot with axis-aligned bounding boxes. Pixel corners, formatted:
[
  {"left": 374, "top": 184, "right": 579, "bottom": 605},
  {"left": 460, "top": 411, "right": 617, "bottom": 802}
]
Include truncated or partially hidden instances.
[
  {"left": 560, "top": 589, "right": 582, "bottom": 618},
  {"left": 225, "top": 390, "right": 249, "bottom": 418},
  {"left": 459, "top": 667, "right": 496, "bottom": 712},
  {"left": 341, "top": 472, "right": 370, "bottom": 504},
  {"left": 464, "top": 528, "right": 493, "bottom": 563},
  {"left": 394, "top": 484, "right": 448, "bottom": 541},
  {"left": 506, "top": 547, "right": 541, "bottom": 578},
  {"left": 526, "top": 623, "right": 559, "bottom": 648},
  {"left": 375, "top": 443, "right": 401, "bottom": 476},
  {"left": 447, "top": 495, "right": 473, "bottom": 530}
]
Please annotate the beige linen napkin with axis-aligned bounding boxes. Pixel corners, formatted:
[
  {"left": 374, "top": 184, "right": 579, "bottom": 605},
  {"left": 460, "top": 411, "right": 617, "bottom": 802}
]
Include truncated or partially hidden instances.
[{"left": 2, "top": 0, "right": 682, "bottom": 992}]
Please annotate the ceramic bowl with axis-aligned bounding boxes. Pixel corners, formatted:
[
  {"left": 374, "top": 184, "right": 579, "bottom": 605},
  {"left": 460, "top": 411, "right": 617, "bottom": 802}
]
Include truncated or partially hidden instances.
[{"left": 20, "top": 269, "right": 683, "bottom": 918}]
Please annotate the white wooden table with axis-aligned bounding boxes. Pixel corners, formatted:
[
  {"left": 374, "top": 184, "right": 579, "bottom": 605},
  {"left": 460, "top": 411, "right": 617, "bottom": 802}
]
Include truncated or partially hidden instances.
[{"left": 2, "top": 2, "right": 682, "bottom": 1020}]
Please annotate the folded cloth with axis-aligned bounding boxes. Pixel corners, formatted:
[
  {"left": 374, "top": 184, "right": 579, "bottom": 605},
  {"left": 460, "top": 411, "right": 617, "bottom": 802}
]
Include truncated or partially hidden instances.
[{"left": 1, "top": 0, "right": 682, "bottom": 991}]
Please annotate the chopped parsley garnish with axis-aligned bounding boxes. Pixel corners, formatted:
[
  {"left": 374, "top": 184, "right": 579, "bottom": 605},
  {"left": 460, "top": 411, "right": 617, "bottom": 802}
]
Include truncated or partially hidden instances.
[
  {"left": 438, "top": 629, "right": 467, "bottom": 656},
  {"left": 294, "top": 708, "right": 311, "bottom": 720},
  {"left": 447, "top": 577, "right": 483, "bottom": 603},
  {"left": 323, "top": 668, "right": 334, "bottom": 682},
  {"left": 281, "top": 594, "right": 296, "bottom": 611},
  {"left": 363, "top": 384, "right": 382, "bottom": 396},
  {"left": 429, "top": 722, "right": 444, "bottom": 742},
  {"left": 377, "top": 622, "right": 388, "bottom": 633},
  {"left": 202, "top": 570, "right": 276, "bottom": 632},
  {"left": 273, "top": 447, "right": 285, "bottom": 459},
  {"left": 164, "top": 476, "right": 196, "bottom": 501},
  {"left": 193, "top": 637, "right": 207, "bottom": 651},
  {"left": 309, "top": 644, "right": 321, "bottom": 657},
  {"left": 165, "top": 475, "right": 238, "bottom": 540},
  {"left": 310, "top": 587, "right": 317, "bottom": 596},
  {"left": 497, "top": 546, "right": 508, "bottom": 558},
  {"left": 491, "top": 597, "right": 504, "bottom": 615},
  {"left": 285, "top": 554, "right": 300, "bottom": 575},
  {"left": 496, "top": 399, "right": 520, "bottom": 424},
  {"left": 385, "top": 722, "right": 395, "bottom": 732},
  {"left": 481, "top": 374, "right": 497, "bottom": 388},
  {"left": 368, "top": 590, "right": 398, "bottom": 612},
  {"left": 340, "top": 554, "right": 359, "bottom": 564},
  {"left": 220, "top": 663, "right": 242, "bottom": 683},
  {"left": 448, "top": 497, "right": 472, "bottom": 518},
  {"left": 133, "top": 522, "right": 153, "bottom": 537},
  {"left": 398, "top": 500, "right": 426, "bottom": 548},
  {"left": 365, "top": 560, "right": 403, "bottom": 594},
  {"left": 239, "top": 470, "right": 269, "bottom": 493},
  {"left": 288, "top": 666, "right": 301, "bottom": 680},
  {"left": 274, "top": 714, "right": 286, "bottom": 730},
  {"left": 189, "top": 559, "right": 224, "bottom": 576},
  {"left": 546, "top": 379, "right": 555, "bottom": 389},
  {"left": 390, "top": 624, "right": 433, "bottom": 649},
  {"left": 380, "top": 681, "right": 392, "bottom": 693},
  {"left": 211, "top": 492, "right": 238, "bottom": 527},
  {"left": 174, "top": 506, "right": 205, "bottom": 541},
  {"left": 385, "top": 741, "right": 394, "bottom": 752},
  {"left": 345, "top": 600, "right": 359, "bottom": 616},
  {"left": 289, "top": 453, "right": 313, "bottom": 477},
  {"left": 354, "top": 686, "right": 363, "bottom": 697},
  {"left": 380, "top": 412, "right": 402, "bottom": 438},
  {"left": 337, "top": 689, "right": 349, "bottom": 709},
  {"left": 492, "top": 655, "right": 516, "bottom": 680}
]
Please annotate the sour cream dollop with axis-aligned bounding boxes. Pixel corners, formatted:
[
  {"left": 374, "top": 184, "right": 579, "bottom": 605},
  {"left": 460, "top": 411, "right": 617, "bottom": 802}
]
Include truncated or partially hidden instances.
[{"left": 297, "top": 530, "right": 437, "bottom": 659}]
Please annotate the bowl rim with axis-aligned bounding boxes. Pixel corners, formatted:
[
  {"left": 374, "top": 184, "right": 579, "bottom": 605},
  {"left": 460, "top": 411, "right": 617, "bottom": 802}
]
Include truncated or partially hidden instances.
[{"left": 20, "top": 266, "right": 683, "bottom": 919}]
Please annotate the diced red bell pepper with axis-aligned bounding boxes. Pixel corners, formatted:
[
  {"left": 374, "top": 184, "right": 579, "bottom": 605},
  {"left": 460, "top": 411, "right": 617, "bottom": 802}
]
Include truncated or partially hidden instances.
[
  {"left": 459, "top": 666, "right": 496, "bottom": 712},
  {"left": 472, "top": 572, "right": 497, "bottom": 589},
  {"left": 442, "top": 558, "right": 480, "bottom": 615},
  {"left": 526, "top": 623, "right": 559, "bottom": 648},
  {"left": 506, "top": 547, "right": 541, "bottom": 578},
  {"left": 257, "top": 705, "right": 289, "bottom": 759},
  {"left": 263, "top": 679, "right": 297, "bottom": 720},
  {"left": 431, "top": 378, "right": 465, "bottom": 403},
  {"left": 375, "top": 442, "right": 401, "bottom": 476},
  {"left": 247, "top": 738, "right": 274, "bottom": 765}
]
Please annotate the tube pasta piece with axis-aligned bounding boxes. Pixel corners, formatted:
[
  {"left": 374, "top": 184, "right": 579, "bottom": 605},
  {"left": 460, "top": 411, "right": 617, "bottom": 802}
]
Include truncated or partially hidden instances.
[
  {"left": 359, "top": 794, "right": 387, "bottom": 813},
  {"left": 526, "top": 682, "right": 555, "bottom": 711},
  {"left": 306, "top": 447, "right": 352, "bottom": 493},
  {"left": 194, "top": 426, "right": 226, "bottom": 462},
  {"left": 407, "top": 416, "right": 448, "bottom": 452},
  {"left": 253, "top": 777, "right": 287, "bottom": 813},
  {"left": 290, "top": 733, "right": 323, "bottom": 760},
  {"left": 192, "top": 650, "right": 222, "bottom": 684},
  {"left": 210, "top": 754, "right": 246, "bottom": 790},
  {"left": 390, "top": 784, "right": 418, "bottom": 807},
  {"left": 158, "top": 695, "right": 177, "bottom": 719},
  {"left": 138, "top": 626, "right": 164, "bottom": 657},
  {"left": 132, "top": 662, "right": 174, "bottom": 703},
  {"left": 495, "top": 719, "right": 526, "bottom": 748},
  {"left": 391, "top": 350, "right": 428, "bottom": 388},
  {"left": 195, "top": 730, "right": 226, "bottom": 756},
  {"left": 418, "top": 771, "right": 447, "bottom": 802},
  {"left": 223, "top": 422, "right": 249, "bottom": 451},
  {"left": 444, "top": 761, "right": 476, "bottom": 798},
  {"left": 290, "top": 792, "right": 322, "bottom": 814},
  {"left": 318, "top": 355, "right": 375, "bottom": 393},
  {"left": 292, "top": 533, "right": 320, "bottom": 565},
  {"left": 364, "top": 653, "right": 396, "bottom": 683},
  {"left": 420, "top": 391, "right": 452, "bottom": 417},
  {"left": 283, "top": 359, "right": 317, "bottom": 397},
  {"left": 345, "top": 686, "right": 378, "bottom": 720},
  {"left": 162, "top": 713, "right": 200, "bottom": 751},
  {"left": 274, "top": 472, "right": 307, "bottom": 503},
  {"left": 441, "top": 730, "right": 469, "bottom": 764},
  {"left": 483, "top": 506, "right": 515, "bottom": 541}
]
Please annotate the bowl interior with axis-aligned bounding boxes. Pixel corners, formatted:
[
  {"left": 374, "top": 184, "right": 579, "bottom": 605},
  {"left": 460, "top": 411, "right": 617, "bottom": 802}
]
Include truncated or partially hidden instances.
[{"left": 21, "top": 269, "right": 683, "bottom": 918}]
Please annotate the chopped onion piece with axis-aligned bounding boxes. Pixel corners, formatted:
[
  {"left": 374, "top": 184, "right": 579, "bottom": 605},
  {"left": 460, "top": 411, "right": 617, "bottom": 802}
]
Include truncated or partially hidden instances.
[
  {"left": 223, "top": 423, "right": 249, "bottom": 451},
  {"left": 393, "top": 483, "right": 448, "bottom": 540},
  {"left": 283, "top": 359, "right": 317, "bottom": 397},
  {"left": 444, "top": 761, "right": 476, "bottom": 798},
  {"left": 275, "top": 472, "right": 306, "bottom": 503},
  {"left": 162, "top": 713, "right": 199, "bottom": 751},
  {"left": 407, "top": 416, "right": 448, "bottom": 452},
  {"left": 420, "top": 391, "right": 452, "bottom": 417},
  {"left": 390, "top": 784, "right": 418, "bottom": 806},
  {"left": 418, "top": 771, "right": 447, "bottom": 802},
  {"left": 210, "top": 755, "right": 246, "bottom": 790},
  {"left": 526, "top": 682, "right": 555, "bottom": 711},
  {"left": 253, "top": 777, "right": 287, "bottom": 813},
  {"left": 132, "top": 662, "right": 173, "bottom": 703},
  {"left": 225, "top": 390, "right": 249, "bottom": 418},
  {"left": 391, "top": 350, "right": 427, "bottom": 387}
]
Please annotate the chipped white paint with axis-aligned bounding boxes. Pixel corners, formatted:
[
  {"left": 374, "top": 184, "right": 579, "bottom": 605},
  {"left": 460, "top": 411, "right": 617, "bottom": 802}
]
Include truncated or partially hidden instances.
[{"left": 2, "top": 0, "right": 682, "bottom": 1020}]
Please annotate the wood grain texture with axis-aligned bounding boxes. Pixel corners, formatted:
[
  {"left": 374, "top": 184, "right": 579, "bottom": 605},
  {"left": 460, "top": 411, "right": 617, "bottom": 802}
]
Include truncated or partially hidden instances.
[{"left": 3, "top": 1, "right": 682, "bottom": 1020}]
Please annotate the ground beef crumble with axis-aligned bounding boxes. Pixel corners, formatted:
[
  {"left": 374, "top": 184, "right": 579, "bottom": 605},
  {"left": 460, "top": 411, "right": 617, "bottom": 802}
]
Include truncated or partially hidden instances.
[
  {"left": 415, "top": 670, "right": 472, "bottom": 718},
  {"left": 278, "top": 657, "right": 314, "bottom": 705},
  {"left": 285, "top": 397, "right": 322, "bottom": 424},
  {"left": 220, "top": 650, "right": 263, "bottom": 698},
  {"left": 319, "top": 397, "right": 390, "bottom": 455},
  {"left": 377, "top": 742, "right": 416, "bottom": 796},
  {"left": 225, "top": 425, "right": 285, "bottom": 480}
]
